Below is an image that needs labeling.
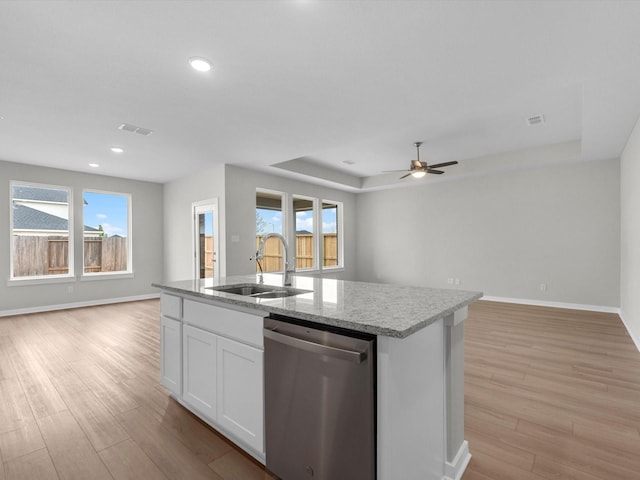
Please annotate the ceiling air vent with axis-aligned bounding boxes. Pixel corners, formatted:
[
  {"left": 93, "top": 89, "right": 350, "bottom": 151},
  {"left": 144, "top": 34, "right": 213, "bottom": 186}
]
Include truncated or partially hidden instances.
[
  {"left": 118, "top": 123, "right": 153, "bottom": 136},
  {"left": 526, "top": 114, "right": 545, "bottom": 126}
]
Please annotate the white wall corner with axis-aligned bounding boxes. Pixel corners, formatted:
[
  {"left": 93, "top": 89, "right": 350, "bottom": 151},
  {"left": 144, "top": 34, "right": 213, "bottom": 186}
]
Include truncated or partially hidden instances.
[{"left": 619, "top": 310, "right": 640, "bottom": 353}]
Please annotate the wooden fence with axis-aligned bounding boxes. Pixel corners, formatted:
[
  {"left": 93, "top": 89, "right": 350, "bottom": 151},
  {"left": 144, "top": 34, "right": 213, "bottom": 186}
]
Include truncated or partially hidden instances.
[
  {"left": 12, "top": 235, "right": 128, "bottom": 276},
  {"left": 201, "top": 236, "right": 214, "bottom": 278},
  {"left": 256, "top": 234, "right": 337, "bottom": 272}
]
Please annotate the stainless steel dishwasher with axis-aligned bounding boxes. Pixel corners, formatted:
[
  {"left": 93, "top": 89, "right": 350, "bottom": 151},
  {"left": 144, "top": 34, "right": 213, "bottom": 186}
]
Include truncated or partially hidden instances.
[{"left": 264, "top": 316, "right": 376, "bottom": 480}]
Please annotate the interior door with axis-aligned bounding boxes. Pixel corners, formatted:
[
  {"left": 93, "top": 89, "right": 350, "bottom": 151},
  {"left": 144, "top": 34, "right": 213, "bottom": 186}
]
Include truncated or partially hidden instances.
[{"left": 193, "top": 201, "right": 219, "bottom": 279}]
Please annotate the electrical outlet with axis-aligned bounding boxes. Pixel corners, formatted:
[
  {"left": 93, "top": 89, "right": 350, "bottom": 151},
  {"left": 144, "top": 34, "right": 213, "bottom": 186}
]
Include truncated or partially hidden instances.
[
  {"left": 447, "top": 278, "right": 454, "bottom": 285},
  {"left": 455, "top": 278, "right": 461, "bottom": 285},
  {"left": 67, "top": 285, "right": 74, "bottom": 293},
  {"left": 540, "top": 283, "right": 547, "bottom": 292}
]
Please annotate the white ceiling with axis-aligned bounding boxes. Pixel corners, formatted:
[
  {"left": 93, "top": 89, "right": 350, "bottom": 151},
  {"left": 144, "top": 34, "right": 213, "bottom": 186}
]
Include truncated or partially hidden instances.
[{"left": 1, "top": 1, "right": 640, "bottom": 190}]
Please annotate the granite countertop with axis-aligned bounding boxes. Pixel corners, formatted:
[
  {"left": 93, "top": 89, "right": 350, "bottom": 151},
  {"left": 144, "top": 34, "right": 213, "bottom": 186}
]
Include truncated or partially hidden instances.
[{"left": 152, "top": 274, "right": 482, "bottom": 338}]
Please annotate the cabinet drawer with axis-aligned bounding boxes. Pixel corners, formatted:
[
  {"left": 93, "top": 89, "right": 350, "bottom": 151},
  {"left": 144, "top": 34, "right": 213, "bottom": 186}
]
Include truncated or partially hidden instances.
[
  {"left": 183, "top": 299, "right": 263, "bottom": 349},
  {"left": 161, "top": 293, "right": 182, "bottom": 320}
]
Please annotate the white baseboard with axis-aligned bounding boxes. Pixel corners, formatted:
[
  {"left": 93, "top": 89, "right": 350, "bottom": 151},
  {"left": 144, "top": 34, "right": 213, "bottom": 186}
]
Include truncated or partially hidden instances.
[
  {"left": 618, "top": 310, "right": 640, "bottom": 353},
  {"left": 0, "top": 293, "right": 160, "bottom": 318},
  {"left": 444, "top": 440, "right": 471, "bottom": 480},
  {"left": 481, "top": 295, "right": 620, "bottom": 314}
]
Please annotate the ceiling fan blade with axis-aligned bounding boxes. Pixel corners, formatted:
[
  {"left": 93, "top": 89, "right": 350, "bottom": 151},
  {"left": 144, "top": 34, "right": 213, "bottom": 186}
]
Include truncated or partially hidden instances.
[
  {"left": 427, "top": 169, "right": 444, "bottom": 174},
  {"left": 399, "top": 172, "right": 412, "bottom": 179},
  {"left": 428, "top": 161, "right": 458, "bottom": 169}
]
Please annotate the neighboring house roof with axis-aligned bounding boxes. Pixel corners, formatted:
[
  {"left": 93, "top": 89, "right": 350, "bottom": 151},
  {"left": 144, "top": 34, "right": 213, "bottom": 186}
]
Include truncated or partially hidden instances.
[
  {"left": 12, "top": 204, "right": 99, "bottom": 232},
  {"left": 296, "top": 230, "right": 312, "bottom": 235},
  {"left": 12, "top": 185, "right": 68, "bottom": 203}
]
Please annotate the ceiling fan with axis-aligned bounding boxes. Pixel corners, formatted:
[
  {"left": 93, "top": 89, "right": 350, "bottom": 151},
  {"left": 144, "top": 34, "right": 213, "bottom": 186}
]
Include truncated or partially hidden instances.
[{"left": 385, "top": 142, "right": 458, "bottom": 179}]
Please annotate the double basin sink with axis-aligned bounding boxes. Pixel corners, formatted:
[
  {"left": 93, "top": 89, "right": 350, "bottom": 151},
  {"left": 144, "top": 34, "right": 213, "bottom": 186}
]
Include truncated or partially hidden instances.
[{"left": 206, "top": 283, "right": 311, "bottom": 299}]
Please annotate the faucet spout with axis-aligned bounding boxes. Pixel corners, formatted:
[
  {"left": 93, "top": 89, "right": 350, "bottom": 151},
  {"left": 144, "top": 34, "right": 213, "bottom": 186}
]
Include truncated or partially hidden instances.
[{"left": 256, "top": 232, "right": 295, "bottom": 286}]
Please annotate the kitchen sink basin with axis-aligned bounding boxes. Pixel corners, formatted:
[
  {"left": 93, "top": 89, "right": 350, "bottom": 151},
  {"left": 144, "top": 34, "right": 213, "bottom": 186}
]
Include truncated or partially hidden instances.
[{"left": 207, "top": 283, "right": 311, "bottom": 298}]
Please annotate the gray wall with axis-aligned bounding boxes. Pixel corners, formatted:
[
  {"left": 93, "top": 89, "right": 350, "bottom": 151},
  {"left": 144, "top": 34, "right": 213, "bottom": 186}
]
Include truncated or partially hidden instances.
[
  {"left": 224, "top": 165, "right": 358, "bottom": 279},
  {"left": 162, "top": 164, "right": 226, "bottom": 281},
  {"left": 0, "top": 159, "right": 163, "bottom": 313},
  {"left": 355, "top": 159, "right": 620, "bottom": 308},
  {"left": 621, "top": 115, "right": 640, "bottom": 346},
  {"left": 162, "top": 164, "right": 357, "bottom": 281}
]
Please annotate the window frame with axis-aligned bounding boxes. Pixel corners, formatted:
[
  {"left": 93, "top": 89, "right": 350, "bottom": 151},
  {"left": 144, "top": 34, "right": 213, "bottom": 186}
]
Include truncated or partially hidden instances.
[
  {"left": 321, "top": 199, "right": 344, "bottom": 270},
  {"left": 81, "top": 188, "right": 133, "bottom": 279},
  {"left": 292, "top": 194, "right": 318, "bottom": 272},
  {"left": 9, "top": 180, "right": 75, "bottom": 284},
  {"left": 256, "top": 188, "right": 288, "bottom": 274}
]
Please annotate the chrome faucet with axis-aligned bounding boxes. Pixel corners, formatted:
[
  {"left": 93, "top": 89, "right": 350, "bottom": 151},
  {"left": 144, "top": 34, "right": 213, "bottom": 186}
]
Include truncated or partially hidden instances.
[{"left": 256, "top": 232, "right": 295, "bottom": 286}]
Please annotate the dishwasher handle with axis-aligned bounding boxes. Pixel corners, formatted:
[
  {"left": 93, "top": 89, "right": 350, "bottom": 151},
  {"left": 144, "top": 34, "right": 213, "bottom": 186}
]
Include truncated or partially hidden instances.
[{"left": 264, "top": 328, "right": 367, "bottom": 364}]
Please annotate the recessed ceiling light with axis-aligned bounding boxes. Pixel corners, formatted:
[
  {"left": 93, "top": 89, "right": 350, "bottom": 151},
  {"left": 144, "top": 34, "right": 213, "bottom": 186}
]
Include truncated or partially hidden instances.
[
  {"left": 110, "top": 147, "right": 124, "bottom": 153},
  {"left": 188, "top": 57, "right": 212, "bottom": 72},
  {"left": 89, "top": 163, "right": 100, "bottom": 168}
]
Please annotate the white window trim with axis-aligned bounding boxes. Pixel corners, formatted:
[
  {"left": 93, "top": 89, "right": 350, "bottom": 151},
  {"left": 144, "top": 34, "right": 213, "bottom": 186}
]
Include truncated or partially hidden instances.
[
  {"left": 256, "top": 189, "right": 346, "bottom": 276},
  {"left": 9, "top": 180, "right": 75, "bottom": 283},
  {"left": 256, "top": 188, "right": 288, "bottom": 274},
  {"left": 292, "top": 194, "right": 318, "bottom": 272},
  {"left": 81, "top": 189, "right": 133, "bottom": 278},
  {"left": 321, "top": 199, "right": 344, "bottom": 271}
]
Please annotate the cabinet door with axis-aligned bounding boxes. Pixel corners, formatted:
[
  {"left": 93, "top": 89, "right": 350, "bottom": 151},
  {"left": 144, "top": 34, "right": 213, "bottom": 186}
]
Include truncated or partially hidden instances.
[
  {"left": 160, "top": 316, "right": 181, "bottom": 395},
  {"left": 183, "top": 324, "right": 217, "bottom": 420},
  {"left": 217, "top": 336, "right": 264, "bottom": 454}
]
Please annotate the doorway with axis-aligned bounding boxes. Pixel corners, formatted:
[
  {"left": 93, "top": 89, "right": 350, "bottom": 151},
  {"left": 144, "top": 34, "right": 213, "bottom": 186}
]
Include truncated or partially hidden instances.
[{"left": 193, "top": 200, "right": 219, "bottom": 280}]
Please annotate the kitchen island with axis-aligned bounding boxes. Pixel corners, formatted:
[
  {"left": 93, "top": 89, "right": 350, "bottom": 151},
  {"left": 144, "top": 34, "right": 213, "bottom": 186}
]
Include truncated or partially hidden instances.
[{"left": 153, "top": 274, "right": 482, "bottom": 480}]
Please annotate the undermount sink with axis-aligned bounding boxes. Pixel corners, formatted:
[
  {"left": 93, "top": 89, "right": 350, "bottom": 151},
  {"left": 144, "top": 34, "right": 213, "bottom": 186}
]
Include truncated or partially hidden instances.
[{"left": 207, "top": 283, "right": 311, "bottom": 299}]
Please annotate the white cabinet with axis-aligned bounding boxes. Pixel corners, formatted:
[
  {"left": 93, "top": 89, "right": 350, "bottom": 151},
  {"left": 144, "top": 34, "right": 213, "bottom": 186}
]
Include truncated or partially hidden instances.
[
  {"left": 160, "top": 316, "right": 182, "bottom": 395},
  {"left": 160, "top": 295, "right": 266, "bottom": 459},
  {"left": 217, "top": 335, "right": 264, "bottom": 453},
  {"left": 182, "top": 324, "right": 217, "bottom": 420}
]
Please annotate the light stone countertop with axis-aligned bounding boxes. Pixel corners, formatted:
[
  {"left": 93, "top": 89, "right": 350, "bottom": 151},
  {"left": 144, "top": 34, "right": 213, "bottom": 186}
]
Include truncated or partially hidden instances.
[{"left": 152, "top": 274, "right": 482, "bottom": 338}]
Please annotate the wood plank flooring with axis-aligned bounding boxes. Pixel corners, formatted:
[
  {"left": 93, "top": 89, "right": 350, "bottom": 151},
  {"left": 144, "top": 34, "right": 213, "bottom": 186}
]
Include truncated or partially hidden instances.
[
  {"left": 462, "top": 300, "right": 640, "bottom": 480},
  {"left": 0, "top": 300, "right": 274, "bottom": 480},
  {"left": 1, "top": 299, "right": 638, "bottom": 479}
]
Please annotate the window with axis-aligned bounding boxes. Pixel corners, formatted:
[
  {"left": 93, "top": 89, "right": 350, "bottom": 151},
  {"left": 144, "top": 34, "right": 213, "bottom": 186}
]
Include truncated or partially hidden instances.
[
  {"left": 256, "top": 190, "right": 284, "bottom": 273},
  {"left": 83, "top": 190, "right": 131, "bottom": 275},
  {"left": 255, "top": 189, "right": 344, "bottom": 274},
  {"left": 322, "top": 200, "right": 342, "bottom": 268},
  {"left": 293, "top": 196, "right": 317, "bottom": 270},
  {"left": 10, "top": 182, "right": 74, "bottom": 279}
]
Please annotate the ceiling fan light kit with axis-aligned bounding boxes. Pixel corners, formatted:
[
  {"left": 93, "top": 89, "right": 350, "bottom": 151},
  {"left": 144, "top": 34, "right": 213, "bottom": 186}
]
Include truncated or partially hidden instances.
[{"left": 384, "top": 141, "right": 459, "bottom": 179}]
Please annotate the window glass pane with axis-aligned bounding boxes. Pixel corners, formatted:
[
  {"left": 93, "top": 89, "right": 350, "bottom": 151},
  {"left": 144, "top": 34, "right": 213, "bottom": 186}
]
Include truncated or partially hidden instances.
[
  {"left": 83, "top": 191, "right": 130, "bottom": 274},
  {"left": 256, "top": 191, "right": 283, "bottom": 272},
  {"left": 197, "top": 210, "right": 214, "bottom": 279},
  {"left": 322, "top": 201, "right": 339, "bottom": 267},
  {"left": 11, "top": 183, "right": 72, "bottom": 278},
  {"left": 294, "top": 196, "right": 314, "bottom": 270}
]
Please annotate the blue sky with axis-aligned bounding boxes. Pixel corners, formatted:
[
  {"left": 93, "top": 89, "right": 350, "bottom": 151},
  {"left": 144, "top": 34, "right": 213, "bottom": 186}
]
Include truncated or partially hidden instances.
[
  {"left": 83, "top": 192, "right": 128, "bottom": 237},
  {"left": 257, "top": 207, "right": 337, "bottom": 234}
]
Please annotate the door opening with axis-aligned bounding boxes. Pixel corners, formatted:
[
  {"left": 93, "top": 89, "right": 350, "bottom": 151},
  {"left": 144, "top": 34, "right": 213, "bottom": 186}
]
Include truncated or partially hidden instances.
[{"left": 194, "top": 201, "right": 219, "bottom": 280}]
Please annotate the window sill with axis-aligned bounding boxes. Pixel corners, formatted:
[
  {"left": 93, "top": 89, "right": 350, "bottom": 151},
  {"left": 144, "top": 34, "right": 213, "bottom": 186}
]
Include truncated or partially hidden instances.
[
  {"left": 7, "top": 275, "right": 76, "bottom": 287},
  {"left": 81, "top": 272, "right": 134, "bottom": 281}
]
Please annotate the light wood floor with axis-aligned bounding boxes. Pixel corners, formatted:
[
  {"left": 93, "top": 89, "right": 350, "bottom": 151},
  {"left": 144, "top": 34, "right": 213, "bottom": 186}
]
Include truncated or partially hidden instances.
[
  {"left": 1, "top": 299, "right": 638, "bottom": 480},
  {"left": 462, "top": 300, "right": 640, "bottom": 480},
  {"left": 0, "top": 300, "right": 274, "bottom": 480}
]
